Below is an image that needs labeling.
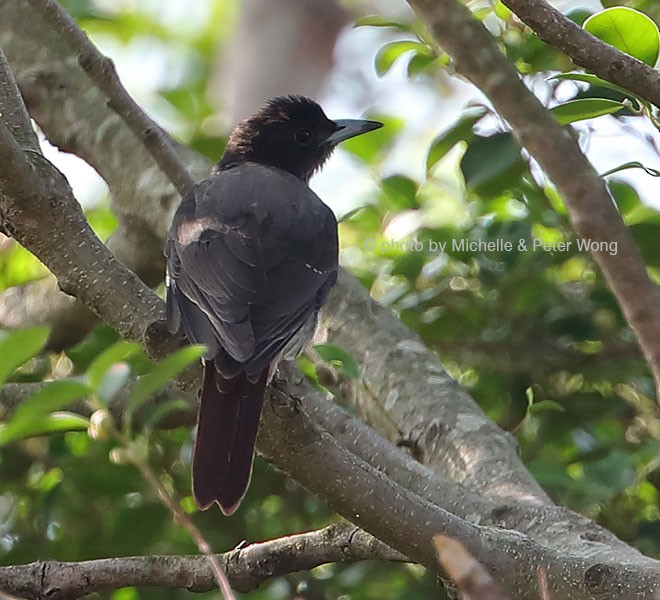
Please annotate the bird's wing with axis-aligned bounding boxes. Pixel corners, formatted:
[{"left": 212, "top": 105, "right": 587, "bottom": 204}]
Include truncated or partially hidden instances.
[{"left": 166, "top": 163, "right": 338, "bottom": 375}]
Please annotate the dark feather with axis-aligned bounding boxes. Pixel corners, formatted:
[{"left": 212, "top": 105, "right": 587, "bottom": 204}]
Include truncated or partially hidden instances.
[
  {"left": 167, "top": 163, "right": 337, "bottom": 373},
  {"left": 164, "top": 96, "right": 380, "bottom": 514},
  {"left": 192, "top": 363, "right": 268, "bottom": 513}
]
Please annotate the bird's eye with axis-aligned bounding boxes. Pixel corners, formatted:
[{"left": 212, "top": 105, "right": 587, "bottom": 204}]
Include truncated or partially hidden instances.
[{"left": 294, "top": 128, "right": 313, "bottom": 145}]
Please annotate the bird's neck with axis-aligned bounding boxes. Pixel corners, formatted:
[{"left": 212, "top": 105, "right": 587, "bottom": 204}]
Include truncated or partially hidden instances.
[{"left": 214, "top": 154, "right": 313, "bottom": 184}]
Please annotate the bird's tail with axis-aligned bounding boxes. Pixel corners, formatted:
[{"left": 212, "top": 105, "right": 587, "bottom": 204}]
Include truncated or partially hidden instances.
[{"left": 192, "top": 362, "right": 268, "bottom": 514}]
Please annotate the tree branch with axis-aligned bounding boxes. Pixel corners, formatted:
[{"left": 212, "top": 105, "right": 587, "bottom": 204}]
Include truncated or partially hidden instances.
[
  {"left": 501, "top": 0, "right": 660, "bottom": 108},
  {"left": 0, "top": 49, "right": 40, "bottom": 153},
  {"left": 0, "top": 521, "right": 403, "bottom": 599},
  {"left": 0, "top": 0, "right": 206, "bottom": 348},
  {"left": 322, "top": 271, "right": 549, "bottom": 505},
  {"left": 0, "top": 144, "right": 166, "bottom": 354},
  {"left": 259, "top": 367, "right": 660, "bottom": 600},
  {"left": 1, "top": 2, "right": 660, "bottom": 598},
  {"left": 406, "top": 0, "right": 660, "bottom": 401},
  {"left": 0, "top": 52, "right": 169, "bottom": 360},
  {"left": 23, "top": 0, "right": 195, "bottom": 198}
]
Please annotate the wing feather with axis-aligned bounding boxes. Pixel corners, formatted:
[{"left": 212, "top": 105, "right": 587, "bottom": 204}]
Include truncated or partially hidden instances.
[{"left": 165, "top": 163, "right": 338, "bottom": 374}]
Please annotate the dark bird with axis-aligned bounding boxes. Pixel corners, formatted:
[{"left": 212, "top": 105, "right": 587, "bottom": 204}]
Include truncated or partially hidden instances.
[{"left": 165, "top": 96, "right": 382, "bottom": 514}]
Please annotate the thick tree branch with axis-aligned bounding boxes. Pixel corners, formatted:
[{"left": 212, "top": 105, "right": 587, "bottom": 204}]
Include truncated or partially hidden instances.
[
  {"left": 0, "top": 0, "right": 206, "bottom": 348},
  {"left": 300, "top": 370, "right": 637, "bottom": 560},
  {"left": 4, "top": 365, "right": 660, "bottom": 598},
  {"left": 0, "top": 141, "right": 165, "bottom": 354},
  {"left": 0, "top": 121, "right": 42, "bottom": 201},
  {"left": 260, "top": 368, "right": 660, "bottom": 600},
  {"left": 501, "top": 0, "right": 660, "bottom": 108},
  {"left": 0, "top": 53, "right": 168, "bottom": 360},
  {"left": 0, "top": 49, "right": 40, "bottom": 153},
  {"left": 322, "top": 272, "right": 549, "bottom": 505},
  {"left": 0, "top": 521, "right": 403, "bottom": 599},
  {"left": 407, "top": 0, "right": 660, "bottom": 401}
]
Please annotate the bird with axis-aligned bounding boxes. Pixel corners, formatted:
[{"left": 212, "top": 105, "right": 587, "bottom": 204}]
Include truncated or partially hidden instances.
[{"left": 165, "top": 95, "right": 383, "bottom": 514}]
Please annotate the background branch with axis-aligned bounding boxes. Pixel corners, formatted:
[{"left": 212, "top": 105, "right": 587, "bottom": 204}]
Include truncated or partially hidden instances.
[
  {"left": 407, "top": 0, "right": 660, "bottom": 401},
  {"left": 24, "top": 0, "right": 195, "bottom": 198},
  {"left": 0, "top": 0, "right": 208, "bottom": 348}
]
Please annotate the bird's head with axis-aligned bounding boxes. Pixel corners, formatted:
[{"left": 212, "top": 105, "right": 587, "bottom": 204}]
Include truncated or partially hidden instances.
[{"left": 217, "top": 95, "right": 383, "bottom": 181}]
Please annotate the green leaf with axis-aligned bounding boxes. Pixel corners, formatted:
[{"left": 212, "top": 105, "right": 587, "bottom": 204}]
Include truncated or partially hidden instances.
[
  {"left": 341, "top": 115, "right": 403, "bottom": 166},
  {"left": 566, "top": 9, "right": 591, "bottom": 27},
  {"left": 460, "top": 133, "right": 526, "bottom": 197},
  {"left": 297, "top": 355, "right": 322, "bottom": 386},
  {"left": 355, "top": 15, "right": 412, "bottom": 32},
  {"left": 608, "top": 180, "right": 638, "bottom": 215},
  {"left": 631, "top": 223, "right": 660, "bottom": 267},
  {"left": 528, "top": 400, "right": 566, "bottom": 415},
  {"left": 584, "top": 450, "right": 636, "bottom": 495},
  {"left": 493, "top": 1, "right": 512, "bottom": 21},
  {"left": 0, "top": 379, "right": 90, "bottom": 446},
  {"left": 10, "top": 380, "right": 90, "bottom": 424},
  {"left": 337, "top": 205, "right": 373, "bottom": 223},
  {"left": 551, "top": 72, "right": 641, "bottom": 103},
  {"left": 550, "top": 98, "right": 625, "bottom": 125},
  {"left": 86, "top": 340, "right": 141, "bottom": 390},
  {"left": 600, "top": 161, "right": 660, "bottom": 178},
  {"left": 0, "top": 327, "right": 50, "bottom": 386},
  {"left": 0, "top": 412, "right": 90, "bottom": 446},
  {"left": 407, "top": 53, "right": 438, "bottom": 76},
  {"left": 426, "top": 108, "right": 487, "bottom": 172},
  {"left": 584, "top": 7, "right": 660, "bottom": 66},
  {"left": 381, "top": 175, "right": 419, "bottom": 210},
  {"left": 97, "top": 363, "right": 132, "bottom": 404},
  {"left": 375, "top": 41, "right": 431, "bottom": 77},
  {"left": 391, "top": 251, "right": 427, "bottom": 282},
  {"left": 525, "top": 386, "right": 534, "bottom": 407},
  {"left": 127, "top": 345, "right": 206, "bottom": 425},
  {"left": 142, "top": 399, "right": 189, "bottom": 431},
  {"left": 314, "top": 344, "right": 359, "bottom": 379}
]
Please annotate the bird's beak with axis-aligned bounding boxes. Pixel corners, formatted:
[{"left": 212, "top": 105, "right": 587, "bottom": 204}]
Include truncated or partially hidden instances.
[{"left": 325, "top": 119, "right": 383, "bottom": 145}]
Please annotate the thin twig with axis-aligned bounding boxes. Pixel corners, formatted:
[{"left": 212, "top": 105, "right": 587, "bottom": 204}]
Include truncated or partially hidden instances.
[
  {"left": 24, "top": 0, "right": 195, "bottom": 197},
  {"left": 134, "top": 459, "right": 237, "bottom": 600},
  {"left": 538, "top": 566, "right": 551, "bottom": 600}
]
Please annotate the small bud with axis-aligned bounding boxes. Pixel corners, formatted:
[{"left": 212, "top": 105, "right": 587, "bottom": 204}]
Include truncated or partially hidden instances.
[
  {"left": 109, "top": 447, "right": 127, "bottom": 465},
  {"left": 88, "top": 409, "right": 114, "bottom": 441}
]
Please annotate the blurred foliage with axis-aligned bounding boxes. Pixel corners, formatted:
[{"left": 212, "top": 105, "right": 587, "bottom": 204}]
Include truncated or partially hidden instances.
[{"left": 2, "top": 0, "right": 660, "bottom": 599}]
